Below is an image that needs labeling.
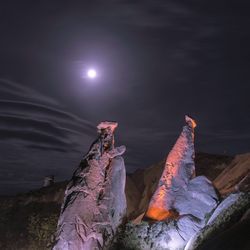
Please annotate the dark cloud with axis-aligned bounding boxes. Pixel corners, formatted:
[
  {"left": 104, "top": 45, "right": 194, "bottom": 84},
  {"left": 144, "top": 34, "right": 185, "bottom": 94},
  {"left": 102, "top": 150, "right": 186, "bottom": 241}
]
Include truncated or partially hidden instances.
[
  {"left": 0, "top": 100, "right": 95, "bottom": 135},
  {"left": 0, "top": 78, "right": 59, "bottom": 105},
  {"left": 0, "top": 114, "right": 69, "bottom": 138},
  {"left": 26, "top": 145, "right": 73, "bottom": 153}
]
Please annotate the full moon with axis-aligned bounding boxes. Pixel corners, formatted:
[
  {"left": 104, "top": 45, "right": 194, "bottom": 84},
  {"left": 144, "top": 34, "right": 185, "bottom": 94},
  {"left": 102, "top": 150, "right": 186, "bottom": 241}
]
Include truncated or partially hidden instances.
[{"left": 87, "top": 69, "right": 97, "bottom": 79}]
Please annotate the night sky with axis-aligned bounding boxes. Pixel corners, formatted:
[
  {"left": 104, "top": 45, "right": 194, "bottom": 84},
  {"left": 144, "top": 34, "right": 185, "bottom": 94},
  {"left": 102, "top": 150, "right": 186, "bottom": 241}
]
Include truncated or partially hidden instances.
[{"left": 0, "top": 1, "right": 250, "bottom": 195}]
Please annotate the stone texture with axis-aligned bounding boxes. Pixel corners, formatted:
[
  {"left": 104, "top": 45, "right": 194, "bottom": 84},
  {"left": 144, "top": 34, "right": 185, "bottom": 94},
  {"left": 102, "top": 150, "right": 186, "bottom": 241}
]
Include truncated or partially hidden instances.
[
  {"left": 177, "top": 215, "right": 205, "bottom": 242},
  {"left": 145, "top": 116, "right": 218, "bottom": 224},
  {"left": 118, "top": 192, "right": 249, "bottom": 250},
  {"left": 113, "top": 220, "right": 187, "bottom": 250},
  {"left": 112, "top": 215, "right": 206, "bottom": 250},
  {"left": 146, "top": 115, "right": 197, "bottom": 220},
  {"left": 185, "top": 192, "right": 250, "bottom": 250},
  {"left": 174, "top": 176, "right": 218, "bottom": 220},
  {"left": 53, "top": 121, "right": 126, "bottom": 250},
  {"left": 113, "top": 116, "right": 219, "bottom": 250},
  {"left": 125, "top": 152, "right": 230, "bottom": 220}
]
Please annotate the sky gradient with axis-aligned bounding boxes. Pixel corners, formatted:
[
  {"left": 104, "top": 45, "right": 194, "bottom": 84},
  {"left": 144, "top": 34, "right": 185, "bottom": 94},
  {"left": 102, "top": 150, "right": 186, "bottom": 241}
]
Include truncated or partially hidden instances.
[{"left": 0, "top": 0, "right": 250, "bottom": 195}]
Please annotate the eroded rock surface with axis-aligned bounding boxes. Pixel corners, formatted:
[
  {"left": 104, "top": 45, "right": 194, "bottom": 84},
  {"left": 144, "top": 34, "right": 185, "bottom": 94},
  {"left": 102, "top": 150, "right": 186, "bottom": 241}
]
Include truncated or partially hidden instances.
[
  {"left": 114, "top": 221, "right": 187, "bottom": 250},
  {"left": 174, "top": 176, "right": 218, "bottom": 221},
  {"left": 113, "top": 116, "right": 219, "bottom": 250},
  {"left": 125, "top": 152, "right": 230, "bottom": 220},
  {"left": 145, "top": 115, "right": 197, "bottom": 221},
  {"left": 145, "top": 116, "right": 218, "bottom": 224},
  {"left": 185, "top": 192, "right": 250, "bottom": 250},
  {"left": 53, "top": 121, "right": 126, "bottom": 250}
]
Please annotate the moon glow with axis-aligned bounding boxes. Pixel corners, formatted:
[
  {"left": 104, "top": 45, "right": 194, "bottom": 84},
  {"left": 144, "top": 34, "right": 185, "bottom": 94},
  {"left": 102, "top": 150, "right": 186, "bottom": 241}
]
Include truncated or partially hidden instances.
[{"left": 87, "top": 69, "right": 97, "bottom": 79}]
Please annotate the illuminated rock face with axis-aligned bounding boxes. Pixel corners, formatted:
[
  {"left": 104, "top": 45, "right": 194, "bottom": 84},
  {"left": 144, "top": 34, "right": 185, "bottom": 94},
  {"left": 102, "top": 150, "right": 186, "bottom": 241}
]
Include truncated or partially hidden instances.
[
  {"left": 146, "top": 115, "right": 197, "bottom": 220},
  {"left": 131, "top": 115, "right": 220, "bottom": 249},
  {"left": 53, "top": 122, "right": 126, "bottom": 250}
]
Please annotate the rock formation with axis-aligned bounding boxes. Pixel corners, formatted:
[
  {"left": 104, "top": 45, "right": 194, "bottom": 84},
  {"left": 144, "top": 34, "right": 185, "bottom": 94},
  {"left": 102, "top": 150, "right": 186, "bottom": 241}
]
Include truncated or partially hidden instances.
[
  {"left": 145, "top": 115, "right": 197, "bottom": 220},
  {"left": 53, "top": 121, "right": 126, "bottom": 250},
  {"left": 1, "top": 117, "right": 250, "bottom": 249},
  {"left": 214, "top": 153, "right": 250, "bottom": 196},
  {"left": 125, "top": 152, "right": 230, "bottom": 220},
  {"left": 114, "top": 116, "right": 220, "bottom": 250}
]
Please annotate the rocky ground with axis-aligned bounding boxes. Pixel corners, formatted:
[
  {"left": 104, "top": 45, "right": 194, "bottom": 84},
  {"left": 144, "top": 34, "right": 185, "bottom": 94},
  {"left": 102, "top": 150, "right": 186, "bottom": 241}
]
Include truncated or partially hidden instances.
[{"left": 0, "top": 152, "right": 249, "bottom": 249}]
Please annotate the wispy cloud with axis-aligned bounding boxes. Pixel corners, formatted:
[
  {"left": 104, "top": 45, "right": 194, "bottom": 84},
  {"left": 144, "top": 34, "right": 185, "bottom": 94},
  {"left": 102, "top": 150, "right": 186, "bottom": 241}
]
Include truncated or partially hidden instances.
[
  {"left": 0, "top": 78, "right": 59, "bottom": 105},
  {"left": 0, "top": 79, "right": 96, "bottom": 194}
]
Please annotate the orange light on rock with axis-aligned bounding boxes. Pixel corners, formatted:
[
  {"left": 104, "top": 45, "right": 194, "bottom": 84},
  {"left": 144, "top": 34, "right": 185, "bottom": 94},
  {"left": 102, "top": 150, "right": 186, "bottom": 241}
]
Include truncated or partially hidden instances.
[
  {"left": 145, "top": 115, "right": 196, "bottom": 221},
  {"left": 146, "top": 207, "right": 179, "bottom": 221}
]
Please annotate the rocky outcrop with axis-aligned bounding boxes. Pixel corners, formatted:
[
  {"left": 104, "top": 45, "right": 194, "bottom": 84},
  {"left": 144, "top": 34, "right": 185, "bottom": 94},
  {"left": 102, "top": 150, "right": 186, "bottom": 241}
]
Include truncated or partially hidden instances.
[
  {"left": 115, "top": 189, "right": 250, "bottom": 250},
  {"left": 145, "top": 116, "right": 218, "bottom": 223},
  {"left": 214, "top": 153, "right": 250, "bottom": 196},
  {"left": 174, "top": 176, "right": 218, "bottom": 222},
  {"left": 125, "top": 152, "right": 230, "bottom": 219},
  {"left": 1, "top": 117, "right": 249, "bottom": 250},
  {"left": 112, "top": 116, "right": 219, "bottom": 250},
  {"left": 53, "top": 122, "right": 126, "bottom": 250},
  {"left": 145, "top": 115, "right": 197, "bottom": 221},
  {"left": 114, "top": 220, "right": 190, "bottom": 250}
]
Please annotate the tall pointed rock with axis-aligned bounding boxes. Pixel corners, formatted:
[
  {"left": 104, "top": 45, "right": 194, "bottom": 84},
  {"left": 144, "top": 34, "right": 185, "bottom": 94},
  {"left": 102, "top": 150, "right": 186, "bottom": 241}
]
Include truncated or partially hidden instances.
[
  {"left": 145, "top": 115, "right": 196, "bottom": 220},
  {"left": 53, "top": 121, "right": 126, "bottom": 250}
]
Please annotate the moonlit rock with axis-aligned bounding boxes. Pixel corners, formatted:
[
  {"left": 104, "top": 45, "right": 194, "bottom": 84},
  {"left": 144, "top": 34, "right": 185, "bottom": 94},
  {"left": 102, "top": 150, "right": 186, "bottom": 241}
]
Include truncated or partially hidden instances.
[
  {"left": 207, "top": 192, "right": 242, "bottom": 225},
  {"left": 53, "top": 122, "right": 126, "bottom": 250},
  {"left": 185, "top": 192, "right": 250, "bottom": 250},
  {"left": 97, "top": 121, "right": 118, "bottom": 132},
  {"left": 118, "top": 215, "right": 205, "bottom": 250},
  {"left": 119, "top": 221, "right": 187, "bottom": 250},
  {"left": 146, "top": 115, "right": 196, "bottom": 220},
  {"left": 145, "top": 115, "right": 218, "bottom": 223},
  {"left": 173, "top": 176, "right": 218, "bottom": 243},
  {"left": 177, "top": 215, "right": 205, "bottom": 242},
  {"left": 135, "top": 115, "right": 219, "bottom": 249},
  {"left": 118, "top": 214, "right": 207, "bottom": 250},
  {"left": 174, "top": 176, "right": 219, "bottom": 220}
]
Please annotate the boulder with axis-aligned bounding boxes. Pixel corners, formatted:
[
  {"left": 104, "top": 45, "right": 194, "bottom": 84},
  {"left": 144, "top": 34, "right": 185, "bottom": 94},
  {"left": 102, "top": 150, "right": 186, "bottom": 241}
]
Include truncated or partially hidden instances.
[
  {"left": 185, "top": 192, "right": 250, "bottom": 250},
  {"left": 174, "top": 176, "right": 219, "bottom": 221},
  {"left": 112, "top": 220, "right": 187, "bottom": 250},
  {"left": 177, "top": 215, "right": 205, "bottom": 242},
  {"left": 112, "top": 215, "right": 205, "bottom": 250}
]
